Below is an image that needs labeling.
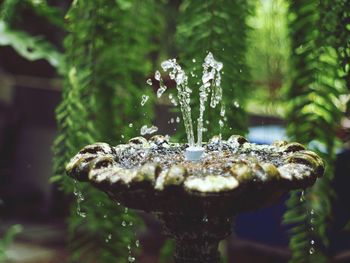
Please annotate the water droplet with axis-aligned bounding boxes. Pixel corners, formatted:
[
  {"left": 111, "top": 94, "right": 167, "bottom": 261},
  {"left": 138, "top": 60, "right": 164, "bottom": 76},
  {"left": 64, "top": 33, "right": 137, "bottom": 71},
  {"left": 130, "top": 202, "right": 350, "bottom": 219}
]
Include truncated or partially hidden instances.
[
  {"left": 169, "top": 71, "right": 175, "bottom": 79},
  {"left": 128, "top": 256, "right": 136, "bottom": 262},
  {"left": 192, "top": 58, "right": 196, "bottom": 63},
  {"left": 300, "top": 190, "right": 305, "bottom": 202},
  {"left": 140, "top": 125, "right": 158, "bottom": 135},
  {"left": 161, "top": 60, "right": 175, "bottom": 71},
  {"left": 154, "top": 70, "right": 161, "bottom": 81},
  {"left": 157, "top": 86, "right": 167, "bottom": 98},
  {"left": 146, "top": 79, "right": 152, "bottom": 85},
  {"left": 168, "top": 93, "right": 178, "bottom": 106},
  {"left": 105, "top": 233, "right": 112, "bottom": 242},
  {"left": 220, "top": 105, "right": 225, "bottom": 117},
  {"left": 141, "top": 95, "right": 149, "bottom": 106},
  {"left": 77, "top": 209, "right": 86, "bottom": 218}
]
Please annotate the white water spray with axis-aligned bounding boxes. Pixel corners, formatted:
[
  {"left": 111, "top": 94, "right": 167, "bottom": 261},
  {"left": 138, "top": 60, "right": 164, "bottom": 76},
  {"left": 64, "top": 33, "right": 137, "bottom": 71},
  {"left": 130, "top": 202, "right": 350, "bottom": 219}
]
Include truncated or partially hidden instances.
[{"left": 154, "top": 52, "right": 224, "bottom": 161}]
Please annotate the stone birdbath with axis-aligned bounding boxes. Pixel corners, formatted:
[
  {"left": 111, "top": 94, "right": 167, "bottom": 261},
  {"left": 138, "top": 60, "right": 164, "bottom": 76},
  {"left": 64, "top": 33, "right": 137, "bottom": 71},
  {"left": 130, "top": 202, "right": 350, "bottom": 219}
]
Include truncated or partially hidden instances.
[{"left": 66, "top": 134, "right": 324, "bottom": 263}]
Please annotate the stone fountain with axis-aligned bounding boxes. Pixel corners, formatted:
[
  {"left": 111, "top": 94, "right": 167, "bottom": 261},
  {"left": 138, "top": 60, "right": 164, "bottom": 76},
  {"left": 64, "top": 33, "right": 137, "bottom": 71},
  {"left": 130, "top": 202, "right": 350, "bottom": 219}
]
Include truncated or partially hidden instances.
[
  {"left": 65, "top": 53, "right": 324, "bottom": 262},
  {"left": 66, "top": 135, "right": 323, "bottom": 263}
]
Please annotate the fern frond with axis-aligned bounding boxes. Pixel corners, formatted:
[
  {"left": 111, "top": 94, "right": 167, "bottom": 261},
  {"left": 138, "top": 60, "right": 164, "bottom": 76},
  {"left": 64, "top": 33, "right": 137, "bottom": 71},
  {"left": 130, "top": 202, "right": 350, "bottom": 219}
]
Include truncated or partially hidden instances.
[
  {"left": 28, "top": 0, "right": 65, "bottom": 28},
  {"left": 52, "top": 0, "right": 162, "bottom": 262},
  {"left": 1, "top": 0, "right": 64, "bottom": 28},
  {"left": 0, "top": 0, "right": 22, "bottom": 24},
  {"left": 0, "top": 20, "right": 63, "bottom": 68},
  {"left": 283, "top": 0, "right": 347, "bottom": 262}
]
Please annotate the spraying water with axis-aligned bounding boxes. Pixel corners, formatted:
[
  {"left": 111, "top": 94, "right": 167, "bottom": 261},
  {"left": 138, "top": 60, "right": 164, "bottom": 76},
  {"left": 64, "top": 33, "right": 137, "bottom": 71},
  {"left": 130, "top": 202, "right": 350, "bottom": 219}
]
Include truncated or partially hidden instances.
[
  {"left": 197, "top": 52, "right": 224, "bottom": 147},
  {"left": 161, "top": 59, "right": 195, "bottom": 147},
  {"left": 154, "top": 52, "right": 224, "bottom": 160}
]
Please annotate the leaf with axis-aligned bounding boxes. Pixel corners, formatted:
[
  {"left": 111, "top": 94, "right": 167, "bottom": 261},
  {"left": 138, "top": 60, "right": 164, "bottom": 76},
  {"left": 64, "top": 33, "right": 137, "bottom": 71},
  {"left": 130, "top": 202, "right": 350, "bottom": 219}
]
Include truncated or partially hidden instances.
[
  {"left": 0, "top": 224, "right": 22, "bottom": 261},
  {"left": 0, "top": 21, "right": 64, "bottom": 69},
  {"left": 283, "top": 0, "right": 348, "bottom": 261}
]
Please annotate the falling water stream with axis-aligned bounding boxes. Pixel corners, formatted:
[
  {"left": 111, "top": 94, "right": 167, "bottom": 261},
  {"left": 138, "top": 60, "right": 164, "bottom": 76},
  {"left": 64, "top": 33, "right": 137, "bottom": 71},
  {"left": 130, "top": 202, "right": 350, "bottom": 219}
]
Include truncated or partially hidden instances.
[
  {"left": 299, "top": 190, "right": 317, "bottom": 255},
  {"left": 73, "top": 180, "right": 86, "bottom": 218}
]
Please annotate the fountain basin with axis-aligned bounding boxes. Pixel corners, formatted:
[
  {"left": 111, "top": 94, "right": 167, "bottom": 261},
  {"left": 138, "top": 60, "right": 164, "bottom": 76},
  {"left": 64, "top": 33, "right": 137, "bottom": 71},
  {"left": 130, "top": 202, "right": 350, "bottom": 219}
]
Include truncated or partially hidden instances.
[{"left": 66, "top": 134, "right": 324, "bottom": 263}]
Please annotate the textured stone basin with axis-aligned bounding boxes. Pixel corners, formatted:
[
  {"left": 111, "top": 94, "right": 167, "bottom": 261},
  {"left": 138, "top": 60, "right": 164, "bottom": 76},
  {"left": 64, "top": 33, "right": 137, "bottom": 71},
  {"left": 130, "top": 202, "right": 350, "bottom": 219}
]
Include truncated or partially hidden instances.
[{"left": 66, "top": 135, "right": 324, "bottom": 263}]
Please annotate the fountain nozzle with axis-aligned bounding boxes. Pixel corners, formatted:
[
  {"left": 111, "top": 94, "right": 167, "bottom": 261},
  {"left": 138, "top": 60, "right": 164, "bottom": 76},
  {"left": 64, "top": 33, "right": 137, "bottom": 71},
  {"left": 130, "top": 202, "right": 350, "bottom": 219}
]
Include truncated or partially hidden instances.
[{"left": 185, "top": 146, "right": 204, "bottom": 161}]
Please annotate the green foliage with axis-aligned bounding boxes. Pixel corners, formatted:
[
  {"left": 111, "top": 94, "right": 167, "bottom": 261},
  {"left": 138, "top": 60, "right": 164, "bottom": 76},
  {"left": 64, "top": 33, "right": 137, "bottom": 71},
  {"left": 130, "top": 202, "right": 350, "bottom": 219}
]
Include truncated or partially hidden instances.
[
  {"left": 283, "top": 0, "right": 348, "bottom": 262},
  {"left": 328, "top": 0, "right": 350, "bottom": 241},
  {"left": 247, "top": 0, "right": 290, "bottom": 104},
  {"left": 52, "top": 0, "right": 162, "bottom": 262},
  {"left": 158, "top": 239, "right": 175, "bottom": 263},
  {"left": 0, "top": 20, "right": 63, "bottom": 68},
  {"left": 28, "top": 0, "right": 65, "bottom": 28},
  {"left": 176, "top": 0, "right": 252, "bottom": 141},
  {"left": 0, "top": 224, "right": 22, "bottom": 262},
  {"left": 1, "top": 0, "right": 64, "bottom": 27},
  {"left": 0, "top": 0, "right": 22, "bottom": 24},
  {"left": 0, "top": 0, "right": 64, "bottom": 71},
  {"left": 333, "top": 0, "right": 350, "bottom": 122},
  {"left": 0, "top": 0, "right": 162, "bottom": 261}
]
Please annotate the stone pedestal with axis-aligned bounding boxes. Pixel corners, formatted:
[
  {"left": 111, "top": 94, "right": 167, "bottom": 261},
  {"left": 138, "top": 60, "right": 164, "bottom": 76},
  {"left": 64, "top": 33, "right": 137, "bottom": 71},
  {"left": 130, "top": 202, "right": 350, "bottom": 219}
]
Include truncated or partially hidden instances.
[{"left": 158, "top": 213, "right": 234, "bottom": 263}]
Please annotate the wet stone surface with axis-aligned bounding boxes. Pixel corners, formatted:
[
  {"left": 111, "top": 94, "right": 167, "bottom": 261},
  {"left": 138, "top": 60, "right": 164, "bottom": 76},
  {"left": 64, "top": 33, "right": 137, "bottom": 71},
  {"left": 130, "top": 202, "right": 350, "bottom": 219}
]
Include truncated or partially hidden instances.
[{"left": 66, "top": 134, "right": 324, "bottom": 195}]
